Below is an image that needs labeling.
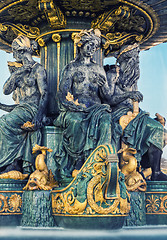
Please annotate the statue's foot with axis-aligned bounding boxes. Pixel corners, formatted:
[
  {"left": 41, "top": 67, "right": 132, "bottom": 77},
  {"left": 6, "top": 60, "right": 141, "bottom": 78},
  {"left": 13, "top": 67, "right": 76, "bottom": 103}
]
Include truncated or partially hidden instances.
[{"left": 151, "top": 171, "right": 167, "bottom": 181}]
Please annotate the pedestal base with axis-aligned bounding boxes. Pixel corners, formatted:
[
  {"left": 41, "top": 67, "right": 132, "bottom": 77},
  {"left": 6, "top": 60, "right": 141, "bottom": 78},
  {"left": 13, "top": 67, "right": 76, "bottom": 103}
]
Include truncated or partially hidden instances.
[
  {"left": 21, "top": 190, "right": 55, "bottom": 227},
  {"left": 0, "top": 179, "right": 27, "bottom": 226},
  {"left": 54, "top": 215, "right": 125, "bottom": 230},
  {"left": 124, "top": 191, "right": 146, "bottom": 226},
  {"left": 146, "top": 181, "right": 167, "bottom": 225}
]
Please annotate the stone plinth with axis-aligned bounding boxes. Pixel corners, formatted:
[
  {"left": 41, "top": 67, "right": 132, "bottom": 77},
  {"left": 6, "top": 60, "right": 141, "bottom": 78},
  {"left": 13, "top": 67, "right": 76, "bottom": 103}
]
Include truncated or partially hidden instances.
[
  {"left": 146, "top": 181, "right": 167, "bottom": 225},
  {"left": 124, "top": 191, "right": 146, "bottom": 226},
  {"left": 21, "top": 190, "right": 55, "bottom": 227},
  {"left": 0, "top": 179, "right": 27, "bottom": 226}
]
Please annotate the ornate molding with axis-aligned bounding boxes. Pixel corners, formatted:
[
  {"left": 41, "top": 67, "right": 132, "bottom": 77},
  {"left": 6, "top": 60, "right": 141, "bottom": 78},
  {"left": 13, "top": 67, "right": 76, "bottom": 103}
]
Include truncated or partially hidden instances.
[
  {"left": 0, "top": 1, "right": 160, "bottom": 53},
  {"left": 38, "top": 38, "right": 46, "bottom": 47},
  {"left": 35, "top": 29, "right": 81, "bottom": 42},
  {"left": 0, "top": 193, "right": 22, "bottom": 214},
  {"left": 38, "top": 0, "right": 66, "bottom": 29},
  {"left": 91, "top": 2, "right": 159, "bottom": 55},
  {"left": 52, "top": 145, "right": 130, "bottom": 216},
  {"left": 0, "top": 23, "right": 40, "bottom": 39},
  {"left": 0, "top": 22, "right": 40, "bottom": 50},
  {"left": 146, "top": 194, "right": 167, "bottom": 214},
  {"left": 52, "top": 33, "right": 61, "bottom": 43}
]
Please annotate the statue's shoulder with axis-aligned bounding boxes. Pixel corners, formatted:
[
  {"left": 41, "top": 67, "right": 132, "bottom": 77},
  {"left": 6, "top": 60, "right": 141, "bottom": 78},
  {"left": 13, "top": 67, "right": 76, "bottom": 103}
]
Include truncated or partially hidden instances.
[
  {"left": 62, "top": 60, "right": 77, "bottom": 73},
  {"left": 34, "top": 62, "right": 46, "bottom": 73},
  {"left": 91, "top": 61, "right": 106, "bottom": 75}
]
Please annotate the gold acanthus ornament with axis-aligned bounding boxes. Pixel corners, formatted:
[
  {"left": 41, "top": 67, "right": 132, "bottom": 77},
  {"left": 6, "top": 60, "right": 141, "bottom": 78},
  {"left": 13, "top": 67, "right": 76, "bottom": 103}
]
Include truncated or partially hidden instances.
[
  {"left": 0, "top": 194, "right": 22, "bottom": 213},
  {"left": 146, "top": 195, "right": 167, "bottom": 214}
]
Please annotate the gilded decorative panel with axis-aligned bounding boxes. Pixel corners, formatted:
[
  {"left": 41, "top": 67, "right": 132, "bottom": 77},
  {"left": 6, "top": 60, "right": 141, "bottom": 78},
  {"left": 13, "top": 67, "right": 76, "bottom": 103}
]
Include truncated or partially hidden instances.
[
  {"left": 146, "top": 193, "right": 167, "bottom": 214},
  {"left": 0, "top": 192, "right": 22, "bottom": 215},
  {"left": 52, "top": 144, "right": 130, "bottom": 217}
]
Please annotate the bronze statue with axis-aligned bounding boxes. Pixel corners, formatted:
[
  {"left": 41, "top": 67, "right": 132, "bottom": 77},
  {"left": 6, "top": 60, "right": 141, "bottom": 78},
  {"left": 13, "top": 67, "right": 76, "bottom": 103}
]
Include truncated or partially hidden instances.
[
  {"left": 105, "top": 43, "right": 167, "bottom": 181},
  {"left": 53, "top": 29, "right": 143, "bottom": 181},
  {"left": 0, "top": 35, "right": 48, "bottom": 174}
]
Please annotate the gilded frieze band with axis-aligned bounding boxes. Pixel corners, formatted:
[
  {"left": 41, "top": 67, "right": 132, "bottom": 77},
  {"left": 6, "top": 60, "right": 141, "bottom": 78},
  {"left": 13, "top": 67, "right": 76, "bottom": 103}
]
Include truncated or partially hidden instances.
[
  {"left": 146, "top": 193, "right": 167, "bottom": 214},
  {"left": 0, "top": 193, "right": 22, "bottom": 215}
]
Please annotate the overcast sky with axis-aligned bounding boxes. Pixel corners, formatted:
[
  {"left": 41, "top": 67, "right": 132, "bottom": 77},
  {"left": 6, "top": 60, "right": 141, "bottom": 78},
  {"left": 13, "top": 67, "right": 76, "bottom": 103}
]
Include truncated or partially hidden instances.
[{"left": 0, "top": 42, "right": 167, "bottom": 157}]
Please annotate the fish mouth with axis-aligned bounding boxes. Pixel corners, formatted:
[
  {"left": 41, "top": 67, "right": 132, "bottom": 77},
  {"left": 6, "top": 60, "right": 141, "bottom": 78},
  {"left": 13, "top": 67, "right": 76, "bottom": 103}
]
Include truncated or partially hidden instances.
[{"left": 28, "top": 180, "right": 39, "bottom": 190}]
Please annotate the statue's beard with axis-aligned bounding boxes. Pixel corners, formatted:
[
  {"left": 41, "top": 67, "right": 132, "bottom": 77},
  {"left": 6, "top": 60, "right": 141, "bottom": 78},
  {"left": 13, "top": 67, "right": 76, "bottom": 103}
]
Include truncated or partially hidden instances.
[{"left": 117, "top": 66, "right": 140, "bottom": 91}]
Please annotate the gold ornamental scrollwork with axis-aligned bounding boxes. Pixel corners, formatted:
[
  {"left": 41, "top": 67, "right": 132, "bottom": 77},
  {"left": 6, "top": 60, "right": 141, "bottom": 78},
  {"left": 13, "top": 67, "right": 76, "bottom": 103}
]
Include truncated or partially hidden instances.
[
  {"left": 91, "top": 5, "right": 145, "bottom": 54},
  {"left": 38, "top": 38, "right": 45, "bottom": 47},
  {"left": 0, "top": 193, "right": 22, "bottom": 214},
  {"left": 91, "top": 1, "right": 159, "bottom": 55},
  {"left": 52, "top": 144, "right": 130, "bottom": 216},
  {"left": 38, "top": 0, "right": 66, "bottom": 29},
  {"left": 0, "top": 23, "right": 40, "bottom": 39},
  {"left": 52, "top": 34, "right": 61, "bottom": 43},
  {"left": 104, "top": 33, "right": 143, "bottom": 48},
  {"left": 0, "top": 23, "right": 8, "bottom": 33},
  {"left": 91, "top": 6, "right": 131, "bottom": 32},
  {"left": 146, "top": 194, "right": 167, "bottom": 214}
]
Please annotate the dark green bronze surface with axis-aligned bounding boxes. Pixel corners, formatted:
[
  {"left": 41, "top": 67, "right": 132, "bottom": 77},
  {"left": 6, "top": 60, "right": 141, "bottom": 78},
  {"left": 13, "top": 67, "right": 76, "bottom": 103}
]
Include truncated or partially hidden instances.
[
  {"left": 0, "top": 179, "right": 27, "bottom": 191},
  {"left": 0, "top": 179, "right": 26, "bottom": 227},
  {"left": 21, "top": 190, "right": 55, "bottom": 227},
  {"left": 124, "top": 192, "right": 146, "bottom": 226},
  {"left": 54, "top": 216, "right": 125, "bottom": 230},
  {"left": 146, "top": 181, "right": 167, "bottom": 225}
]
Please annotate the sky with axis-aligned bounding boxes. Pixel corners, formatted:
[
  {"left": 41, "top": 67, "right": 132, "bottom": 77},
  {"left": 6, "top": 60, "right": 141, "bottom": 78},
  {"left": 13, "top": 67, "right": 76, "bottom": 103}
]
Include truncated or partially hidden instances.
[{"left": 0, "top": 42, "right": 167, "bottom": 157}]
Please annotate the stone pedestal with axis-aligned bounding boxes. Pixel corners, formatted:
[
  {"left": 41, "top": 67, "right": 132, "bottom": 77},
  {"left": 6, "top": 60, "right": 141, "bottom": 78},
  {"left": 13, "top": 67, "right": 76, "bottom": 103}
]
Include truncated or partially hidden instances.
[
  {"left": 0, "top": 179, "right": 27, "bottom": 226},
  {"left": 145, "top": 181, "right": 167, "bottom": 225},
  {"left": 21, "top": 191, "right": 55, "bottom": 227},
  {"left": 124, "top": 191, "right": 146, "bottom": 226},
  {"left": 42, "top": 126, "right": 63, "bottom": 181}
]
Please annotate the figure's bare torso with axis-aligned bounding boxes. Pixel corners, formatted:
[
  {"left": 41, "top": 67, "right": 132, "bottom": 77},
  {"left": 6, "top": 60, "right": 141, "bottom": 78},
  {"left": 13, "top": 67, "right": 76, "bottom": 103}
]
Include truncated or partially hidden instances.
[
  {"left": 70, "top": 61, "right": 106, "bottom": 107},
  {"left": 13, "top": 63, "right": 41, "bottom": 105}
]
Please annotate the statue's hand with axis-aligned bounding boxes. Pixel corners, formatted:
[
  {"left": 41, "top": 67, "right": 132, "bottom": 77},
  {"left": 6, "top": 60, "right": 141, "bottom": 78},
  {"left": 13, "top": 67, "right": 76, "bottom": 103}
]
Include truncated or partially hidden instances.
[
  {"left": 23, "top": 65, "right": 31, "bottom": 73},
  {"left": 128, "top": 91, "right": 143, "bottom": 102},
  {"left": 14, "top": 65, "right": 31, "bottom": 75},
  {"left": 97, "top": 74, "right": 106, "bottom": 87}
]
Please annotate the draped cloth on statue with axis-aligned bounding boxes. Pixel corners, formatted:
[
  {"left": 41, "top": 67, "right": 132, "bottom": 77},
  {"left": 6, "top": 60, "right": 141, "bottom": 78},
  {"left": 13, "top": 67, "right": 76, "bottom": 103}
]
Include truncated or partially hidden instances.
[
  {"left": 111, "top": 105, "right": 164, "bottom": 164},
  {"left": 54, "top": 104, "right": 112, "bottom": 179},
  {"left": 0, "top": 102, "right": 42, "bottom": 174},
  {"left": 54, "top": 104, "right": 164, "bottom": 179}
]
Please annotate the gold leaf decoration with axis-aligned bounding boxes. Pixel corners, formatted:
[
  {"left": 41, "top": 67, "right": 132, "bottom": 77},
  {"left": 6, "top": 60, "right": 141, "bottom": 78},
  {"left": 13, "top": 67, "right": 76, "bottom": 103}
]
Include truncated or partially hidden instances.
[{"left": 9, "top": 194, "right": 22, "bottom": 212}]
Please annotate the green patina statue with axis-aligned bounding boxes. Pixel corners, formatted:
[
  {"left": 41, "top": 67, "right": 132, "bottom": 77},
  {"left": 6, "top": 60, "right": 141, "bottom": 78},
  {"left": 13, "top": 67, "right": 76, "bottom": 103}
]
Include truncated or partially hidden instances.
[
  {"left": 53, "top": 29, "right": 167, "bottom": 182},
  {"left": 0, "top": 35, "right": 48, "bottom": 174}
]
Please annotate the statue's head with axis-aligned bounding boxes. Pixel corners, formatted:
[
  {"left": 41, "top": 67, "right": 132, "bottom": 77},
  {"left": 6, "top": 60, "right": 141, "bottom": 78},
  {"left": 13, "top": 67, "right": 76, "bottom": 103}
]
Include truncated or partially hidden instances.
[
  {"left": 12, "top": 35, "right": 38, "bottom": 61},
  {"left": 116, "top": 43, "right": 140, "bottom": 65},
  {"left": 74, "top": 29, "right": 101, "bottom": 57},
  {"left": 115, "top": 43, "right": 140, "bottom": 89}
]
